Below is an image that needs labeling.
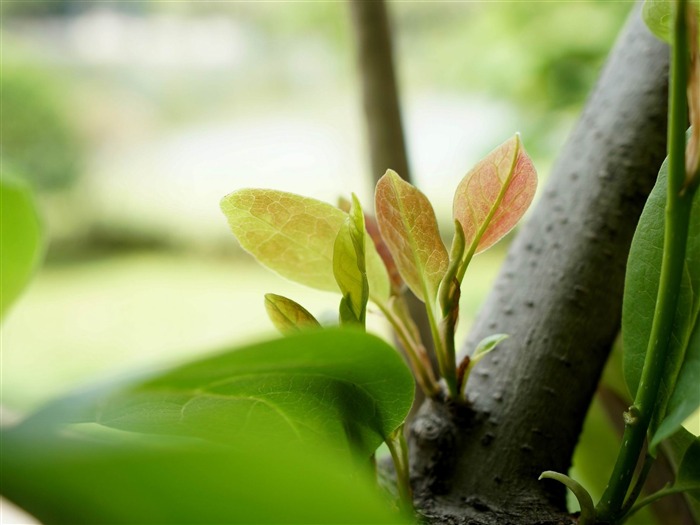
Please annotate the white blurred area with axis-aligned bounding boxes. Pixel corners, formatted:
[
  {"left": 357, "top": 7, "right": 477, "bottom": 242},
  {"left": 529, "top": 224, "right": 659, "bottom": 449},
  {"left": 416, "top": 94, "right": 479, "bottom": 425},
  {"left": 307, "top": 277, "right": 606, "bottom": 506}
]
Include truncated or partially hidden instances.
[{"left": 6, "top": 7, "right": 516, "bottom": 246}]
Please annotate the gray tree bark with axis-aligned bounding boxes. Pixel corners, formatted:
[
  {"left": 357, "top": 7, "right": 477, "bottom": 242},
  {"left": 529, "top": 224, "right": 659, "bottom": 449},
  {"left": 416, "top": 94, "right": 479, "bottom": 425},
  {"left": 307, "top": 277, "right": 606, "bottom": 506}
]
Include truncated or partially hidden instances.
[{"left": 408, "top": 8, "right": 670, "bottom": 525}]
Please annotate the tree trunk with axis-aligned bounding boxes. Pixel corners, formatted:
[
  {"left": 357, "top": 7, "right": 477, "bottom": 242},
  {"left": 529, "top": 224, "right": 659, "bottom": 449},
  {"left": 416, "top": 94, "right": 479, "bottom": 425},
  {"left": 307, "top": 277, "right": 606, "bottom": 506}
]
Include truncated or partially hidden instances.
[
  {"left": 409, "top": 8, "right": 669, "bottom": 525},
  {"left": 348, "top": 0, "right": 438, "bottom": 386}
]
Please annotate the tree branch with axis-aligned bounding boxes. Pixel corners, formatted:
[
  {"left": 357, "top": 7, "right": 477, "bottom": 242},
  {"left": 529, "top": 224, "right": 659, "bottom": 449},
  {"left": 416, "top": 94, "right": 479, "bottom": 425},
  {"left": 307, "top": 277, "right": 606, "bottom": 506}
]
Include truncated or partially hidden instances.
[{"left": 409, "top": 7, "right": 670, "bottom": 524}]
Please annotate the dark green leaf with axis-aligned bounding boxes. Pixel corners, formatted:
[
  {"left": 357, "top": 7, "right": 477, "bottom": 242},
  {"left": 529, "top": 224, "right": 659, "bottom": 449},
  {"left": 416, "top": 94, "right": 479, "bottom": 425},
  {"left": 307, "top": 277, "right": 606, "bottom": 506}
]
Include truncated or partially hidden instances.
[
  {"left": 677, "top": 438, "right": 700, "bottom": 501},
  {"left": 623, "top": 156, "right": 700, "bottom": 443},
  {"left": 652, "top": 317, "right": 700, "bottom": 447},
  {"left": 24, "top": 329, "right": 415, "bottom": 460},
  {"left": 1, "top": 426, "right": 408, "bottom": 524},
  {"left": 0, "top": 173, "right": 43, "bottom": 318}
]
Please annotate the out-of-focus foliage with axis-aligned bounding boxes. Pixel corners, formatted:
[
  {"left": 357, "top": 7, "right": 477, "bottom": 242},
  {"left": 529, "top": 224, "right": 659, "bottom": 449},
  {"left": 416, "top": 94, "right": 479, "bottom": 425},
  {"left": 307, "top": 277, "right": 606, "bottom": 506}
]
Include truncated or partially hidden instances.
[
  {"left": 0, "top": 172, "right": 44, "bottom": 319},
  {"left": 1, "top": 65, "right": 83, "bottom": 191}
]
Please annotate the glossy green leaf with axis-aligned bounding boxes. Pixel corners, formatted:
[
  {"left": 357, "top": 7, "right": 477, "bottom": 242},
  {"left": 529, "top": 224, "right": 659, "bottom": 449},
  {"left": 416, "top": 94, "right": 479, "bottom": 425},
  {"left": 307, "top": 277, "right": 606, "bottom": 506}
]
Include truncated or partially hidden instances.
[
  {"left": 375, "top": 170, "right": 448, "bottom": 303},
  {"left": 334, "top": 194, "right": 368, "bottom": 326},
  {"left": 264, "top": 293, "right": 320, "bottom": 334},
  {"left": 453, "top": 134, "right": 537, "bottom": 255},
  {"left": 1, "top": 173, "right": 43, "bottom": 319},
  {"left": 677, "top": 438, "right": 700, "bottom": 501},
  {"left": 221, "top": 189, "right": 390, "bottom": 302},
  {"left": 25, "top": 329, "right": 414, "bottom": 460},
  {"left": 623, "top": 157, "right": 700, "bottom": 442},
  {"left": 1, "top": 427, "right": 408, "bottom": 524}
]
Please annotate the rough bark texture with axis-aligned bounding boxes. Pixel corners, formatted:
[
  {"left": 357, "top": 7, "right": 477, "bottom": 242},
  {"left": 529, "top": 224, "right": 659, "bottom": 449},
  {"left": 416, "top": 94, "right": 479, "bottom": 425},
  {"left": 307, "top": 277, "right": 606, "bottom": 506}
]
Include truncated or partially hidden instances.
[{"left": 409, "top": 8, "right": 670, "bottom": 525}]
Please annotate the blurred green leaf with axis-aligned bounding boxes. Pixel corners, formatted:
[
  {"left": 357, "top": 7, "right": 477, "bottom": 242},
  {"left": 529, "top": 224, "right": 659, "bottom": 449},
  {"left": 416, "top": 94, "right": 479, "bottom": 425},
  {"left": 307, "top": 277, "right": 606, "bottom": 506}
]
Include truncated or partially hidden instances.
[
  {"left": 623, "top": 155, "right": 700, "bottom": 444},
  {"left": 375, "top": 170, "right": 448, "bottom": 303},
  {"left": 643, "top": 0, "right": 673, "bottom": 42},
  {"left": 642, "top": 1, "right": 700, "bottom": 44},
  {"left": 25, "top": 329, "right": 414, "bottom": 460},
  {"left": 1, "top": 173, "right": 43, "bottom": 319},
  {"left": 264, "top": 293, "right": 321, "bottom": 333},
  {"left": 334, "top": 194, "right": 369, "bottom": 326},
  {"left": 1, "top": 426, "right": 408, "bottom": 524}
]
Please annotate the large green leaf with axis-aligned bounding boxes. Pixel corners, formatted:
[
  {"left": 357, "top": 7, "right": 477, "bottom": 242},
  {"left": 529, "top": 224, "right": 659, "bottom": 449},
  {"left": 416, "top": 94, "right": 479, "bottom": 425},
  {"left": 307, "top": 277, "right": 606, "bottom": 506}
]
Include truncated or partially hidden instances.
[
  {"left": 25, "top": 329, "right": 414, "bottom": 459},
  {"left": 1, "top": 426, "right": 408, "bottom": 524},
  {"left": 0, "top": 173, "right": 43, "bottom": 318},
  {"left": 375, "top": 170, "right": 448, "bottom": 303},
  {"left": 220, "top": 189, "right": 390, "bottom": 301},
  {"left": 623, "top": 157, "right": 700, "bottom": 443}
]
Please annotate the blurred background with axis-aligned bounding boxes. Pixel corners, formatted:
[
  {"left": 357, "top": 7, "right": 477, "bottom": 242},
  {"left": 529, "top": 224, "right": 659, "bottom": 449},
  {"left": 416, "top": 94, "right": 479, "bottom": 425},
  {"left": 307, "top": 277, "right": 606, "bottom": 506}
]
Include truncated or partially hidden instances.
[{"left": 1, "top": 1, "right": 636, "bottom": 521}]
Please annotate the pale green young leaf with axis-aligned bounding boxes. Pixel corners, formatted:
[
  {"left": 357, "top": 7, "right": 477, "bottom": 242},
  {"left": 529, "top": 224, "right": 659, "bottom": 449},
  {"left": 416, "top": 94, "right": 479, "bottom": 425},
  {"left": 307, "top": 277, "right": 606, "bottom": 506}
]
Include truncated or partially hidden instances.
[
  {"left": 221, "top": 189, "right": 346, "bottom": 292},
  {"left": 1, "top": 173, "right": 43, "bottom": 319},
  {"left": 642, "top": 0, "right": 700, "bottom": 43},
  {"left": 472, "top": 333, "right": 510, "bottom": 363},
  {"left": 1, "top": 427, "right": 408, "bottom": 524},
  {"left": 334, "top": 194, "right": 369, "bottom": 326},
  {"left": 264, "top": 293, "right": 321, "bottom": 334},
  {"left": 375, "top": 170, "right": 448, "bottom": 303},
  {"left": 24, "top": 329, "right": 415, "bottom": 460},
  {"left": 623, "top": 156, "right": 700, "bottom": 443},
  {"left": 453, "top": 134, "right": 537, "bottom": 255},
  {"left": 220, "top": 189, "right": 390, "bottom": 302},
  {"left": 439, "top": 220, "right": 466, "bottom": 316}
]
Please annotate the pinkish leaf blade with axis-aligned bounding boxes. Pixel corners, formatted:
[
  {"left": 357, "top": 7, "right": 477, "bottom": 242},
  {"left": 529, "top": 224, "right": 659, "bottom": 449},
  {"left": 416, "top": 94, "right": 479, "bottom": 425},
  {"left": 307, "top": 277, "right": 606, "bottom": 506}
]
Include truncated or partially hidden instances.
[
  {"left": 375, "top": 170, "right": 448, "bottom": 303},
  {"left": 453, "top": 134, "right": 537, "bottom": 255}
]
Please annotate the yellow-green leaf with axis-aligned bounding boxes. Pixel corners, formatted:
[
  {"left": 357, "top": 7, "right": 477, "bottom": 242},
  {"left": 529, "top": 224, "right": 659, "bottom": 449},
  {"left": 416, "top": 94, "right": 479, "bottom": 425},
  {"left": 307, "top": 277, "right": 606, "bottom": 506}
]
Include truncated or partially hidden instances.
[
  {"left": 1, "top": 173, "right": 43, "bottom": 319},
  {"left": 453, "top": 134, "right": 537, "bottom": 255},
  {"left": 334, "top": 194, "right": 368, "bottom": 326},
  {"left": 264, "top": 293, "right": 321, "bottom": 334},
  {"left": 375, "top": 170, "right": 448, "bottom": 303},
  {"left": 221, "top": 189, "right": 390, "bottom": 303}
]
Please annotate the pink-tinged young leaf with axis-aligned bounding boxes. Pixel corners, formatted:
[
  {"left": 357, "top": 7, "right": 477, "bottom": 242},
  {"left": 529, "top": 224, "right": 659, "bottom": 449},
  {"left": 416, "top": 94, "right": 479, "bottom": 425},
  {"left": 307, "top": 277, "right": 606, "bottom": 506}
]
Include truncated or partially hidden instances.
[
  {"left": 264, "top": 293, "right": 321, "bottom": 334},
  {"left": 375, "top": 170, "right": 448, "bottom": 303},
  {"left": 453, "top": 134, "right": 537, "bottom": 254}
]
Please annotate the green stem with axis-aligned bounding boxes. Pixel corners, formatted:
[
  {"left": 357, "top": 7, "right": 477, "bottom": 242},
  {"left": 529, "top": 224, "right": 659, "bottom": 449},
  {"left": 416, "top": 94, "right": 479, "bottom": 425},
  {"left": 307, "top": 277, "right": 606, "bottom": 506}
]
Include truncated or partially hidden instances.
[
  {"left": 596, "top": 2, "right": 693, "bottom": 521},
  {"left": 625, "top": 484, "right": 694, "bottom": 520},
  {"left": 377, "top": 300, "right": 440, "bottom": 398},
  {"left": 385, "top": 426, "right": 412, "bottom": 513},
  {"left": 619, "top": 453, "right": 655, "bottom": 518}
]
